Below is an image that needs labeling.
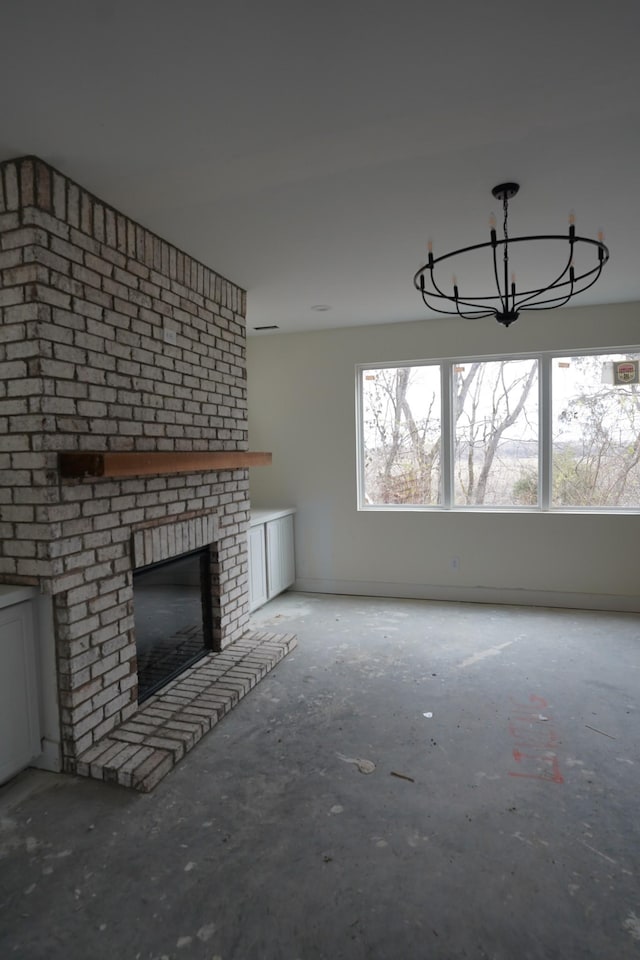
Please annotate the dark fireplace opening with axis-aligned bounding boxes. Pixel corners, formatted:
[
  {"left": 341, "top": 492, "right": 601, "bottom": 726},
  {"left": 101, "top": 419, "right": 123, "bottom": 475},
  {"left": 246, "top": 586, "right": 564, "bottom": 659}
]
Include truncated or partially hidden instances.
[{"left": 133, "top": 548, "right": 213, "bottom": 703}]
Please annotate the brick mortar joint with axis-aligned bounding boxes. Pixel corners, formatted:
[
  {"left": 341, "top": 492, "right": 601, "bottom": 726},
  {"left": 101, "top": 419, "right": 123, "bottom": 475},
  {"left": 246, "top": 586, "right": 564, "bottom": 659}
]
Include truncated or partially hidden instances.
[{"left": 0, "top": 156, "right": 246, "bottom": 309}]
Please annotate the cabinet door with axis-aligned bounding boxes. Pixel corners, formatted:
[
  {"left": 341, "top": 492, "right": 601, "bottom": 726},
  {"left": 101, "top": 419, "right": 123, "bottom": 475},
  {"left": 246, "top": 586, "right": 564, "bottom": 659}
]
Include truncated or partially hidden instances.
[
  {"left": 248, "top": 524, "right": 268, "bottom": 612},
  {"left": 266, "top": 514, "right": 295, "bottom": 598},
  {"left": 0, "top": 601, "right": 41, "bottom": 785}
]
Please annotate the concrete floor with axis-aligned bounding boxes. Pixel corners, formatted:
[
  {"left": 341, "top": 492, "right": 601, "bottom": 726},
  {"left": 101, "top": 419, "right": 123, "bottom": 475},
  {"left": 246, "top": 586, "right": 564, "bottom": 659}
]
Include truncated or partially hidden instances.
[{"left": 1, "top": 592, "right": 640, "bottom": 960}]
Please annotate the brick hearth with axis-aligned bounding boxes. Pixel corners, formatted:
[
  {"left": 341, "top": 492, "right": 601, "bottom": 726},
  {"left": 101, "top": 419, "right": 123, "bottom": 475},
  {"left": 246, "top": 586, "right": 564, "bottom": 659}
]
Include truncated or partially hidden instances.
[{"left": 76, "top": 630, "right": 297, "bottom": 791}]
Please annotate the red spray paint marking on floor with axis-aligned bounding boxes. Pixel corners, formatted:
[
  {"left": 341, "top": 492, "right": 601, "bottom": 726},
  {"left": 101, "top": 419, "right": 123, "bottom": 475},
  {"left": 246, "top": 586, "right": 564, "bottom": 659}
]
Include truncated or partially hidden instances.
[{"left": 507, "top": 694, "right": 564, "bottom": 783}]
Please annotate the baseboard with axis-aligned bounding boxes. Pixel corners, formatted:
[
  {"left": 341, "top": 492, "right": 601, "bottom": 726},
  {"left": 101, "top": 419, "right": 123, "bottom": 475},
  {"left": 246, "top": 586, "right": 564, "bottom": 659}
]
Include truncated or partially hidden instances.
[
  {"left": 292, "top": 578, "right": 640, "bottom": 613},
  {"left": 31, "top": 738, "right": 62, "bottom": 773}
]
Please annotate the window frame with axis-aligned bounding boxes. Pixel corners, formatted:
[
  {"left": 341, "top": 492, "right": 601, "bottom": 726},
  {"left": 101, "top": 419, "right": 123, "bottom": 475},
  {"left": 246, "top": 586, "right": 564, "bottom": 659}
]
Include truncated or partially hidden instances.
[{"left": 356, "top": 345, "right": 640, "bottom": 514}]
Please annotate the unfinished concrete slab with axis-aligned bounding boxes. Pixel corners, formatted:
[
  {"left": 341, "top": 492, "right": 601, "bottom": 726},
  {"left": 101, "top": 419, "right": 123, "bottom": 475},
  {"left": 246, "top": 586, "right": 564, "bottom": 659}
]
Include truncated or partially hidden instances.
[{"left": 1, "top": 592, "right": 639, "bottom": 959}]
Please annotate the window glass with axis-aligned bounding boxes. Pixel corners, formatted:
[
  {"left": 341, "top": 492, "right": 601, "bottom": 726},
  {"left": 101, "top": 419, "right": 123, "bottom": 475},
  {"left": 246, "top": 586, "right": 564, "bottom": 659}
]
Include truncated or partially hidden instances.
[
  {"left": 361, "top": 365, "right": 441, "bottom": 505},
  {"left": 452, "top": 359, "right": 539, "bottom": 506},
  {"left": 552, "top": 353, "right": 640, "bottom": 507},
  {"left": 358, "top": 349, "right": 640, "bottom": 512}
]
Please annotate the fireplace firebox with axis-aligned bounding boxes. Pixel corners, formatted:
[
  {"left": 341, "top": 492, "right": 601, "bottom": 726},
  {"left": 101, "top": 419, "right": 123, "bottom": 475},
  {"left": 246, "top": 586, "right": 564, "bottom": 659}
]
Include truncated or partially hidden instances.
[{"left": 132, "top": 548, "right": 213, "bottom": 702}]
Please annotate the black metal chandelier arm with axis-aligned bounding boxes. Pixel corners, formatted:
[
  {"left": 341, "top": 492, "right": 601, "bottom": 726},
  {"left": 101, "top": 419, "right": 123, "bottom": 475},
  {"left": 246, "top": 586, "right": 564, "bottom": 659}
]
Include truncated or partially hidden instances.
[
  {"left": 422, "top": 275, "right": 512, "bottom": 314},
  {"left": 415, "top": 235, "right": 608, "bottom": 301},
  {"left": 510, "top": 244, "right": 575, "bottom": 312},
  {"left": 416, "top": 235, "right": 521, "bottom": 274},
  {"left": 517, "top": 270, "right": 577, "bottom": 312},
  {"left": 418, "top": 250, "right": 604, "bottom": 314},
  {"left": 453, "top": 290, "right": 511, "bottom": 312},
  {"left": 426, "top": 264, "right": 455, "bottom": 302},
  {"left": 416, "top": 272, "right": 494, "bottom": 307},
  {"left": 517, "top": 260, "right": 605, "bottom": 311},
  {"left": 455, "top": 305, "right": 497, "bottom": 321},
  {"left": 511, "top": 254, "right": 575, "bottom": 313},
  {"left": 516, "top": 255, "right": 607, "bottom": 309},
  {"left": 416, "top": 258, "right": 457, "bottom": 302},
  {"left": 418, "top": 279, "right": 576, "bottom": 314},
  {"left": 454, "top": 295, "right": 498, "bottom": 320},
  {"left": 419, "top": 292, "right": 494, "bottom": 318},
  {"left": 501, "top": 233, "right": 609, "bottom": 297},
  {"left": 417, "top": 277, "right": 463, "bottom": 305},
  {"left": 509, "top": 232, "right": 608, "bottom": 311},
  {"left": 518, "top": 286, "right": 576, "bottom": 313}
]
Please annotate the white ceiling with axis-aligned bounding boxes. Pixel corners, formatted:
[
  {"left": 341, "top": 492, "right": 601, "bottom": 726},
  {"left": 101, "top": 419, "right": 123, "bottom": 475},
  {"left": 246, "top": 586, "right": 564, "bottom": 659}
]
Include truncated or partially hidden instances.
[{"left": 1, "top": 0, "right": 639, "bottom": 334}]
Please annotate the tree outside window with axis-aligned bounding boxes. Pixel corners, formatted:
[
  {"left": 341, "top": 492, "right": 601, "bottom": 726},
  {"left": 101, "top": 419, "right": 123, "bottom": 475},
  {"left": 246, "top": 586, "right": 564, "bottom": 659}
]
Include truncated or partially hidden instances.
[
  {"left": 552, "top": 354, "right": 640, "bottom": 507},
  {"left": 359, "top": 349, "right": 640, "bottom": 510},
  {"left": 361, "top": 365, "right": 441, "bottom": 505}
]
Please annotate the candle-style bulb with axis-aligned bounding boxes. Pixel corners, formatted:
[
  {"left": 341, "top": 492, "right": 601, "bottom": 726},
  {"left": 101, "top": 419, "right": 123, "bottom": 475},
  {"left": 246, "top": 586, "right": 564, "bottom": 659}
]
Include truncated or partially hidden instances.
[
  {"left": 598, "top": 229, "right": 604, "bottom": 243},
  {"left": 489, "top": 212, "right": 496, "bottom": 229},
  {"left": 569, "top": 211, "right": 576, "bottom": 226},
  {"left": 427, "top": 240, "right": 434, "bottom": 268}
]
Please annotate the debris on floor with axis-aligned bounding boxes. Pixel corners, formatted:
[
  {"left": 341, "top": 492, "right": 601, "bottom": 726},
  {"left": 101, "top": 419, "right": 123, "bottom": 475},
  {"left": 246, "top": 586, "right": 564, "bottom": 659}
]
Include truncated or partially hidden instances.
[
  {"left": 336, "top": 753, "right": 376, "bottom": 774},
  {"left": 390, "top": 771, "right": 415, "bottom": 783},
  {"left": 585, "top": 724, "right": 617, "bottom": 740}
]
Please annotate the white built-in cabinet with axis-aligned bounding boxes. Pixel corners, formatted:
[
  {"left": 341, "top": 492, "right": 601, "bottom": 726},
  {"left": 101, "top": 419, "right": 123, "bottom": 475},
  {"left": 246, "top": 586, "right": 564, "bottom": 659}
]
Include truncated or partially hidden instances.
[
  {"left": 248, "top": 509, "right": 296, "bottom": 612},
  {"left": 0, "top": 588, "right": 42, "bottom": 785},
  {"left": 248, "top": 522, "right": 269, "bottom": 611}
]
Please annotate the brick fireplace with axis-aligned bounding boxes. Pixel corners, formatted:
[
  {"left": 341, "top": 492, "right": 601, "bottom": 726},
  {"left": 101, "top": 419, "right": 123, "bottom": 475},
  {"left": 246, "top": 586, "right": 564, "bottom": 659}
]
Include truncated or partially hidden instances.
[{"left": 0, "top": 156, "right": 287, "bottom": 782}]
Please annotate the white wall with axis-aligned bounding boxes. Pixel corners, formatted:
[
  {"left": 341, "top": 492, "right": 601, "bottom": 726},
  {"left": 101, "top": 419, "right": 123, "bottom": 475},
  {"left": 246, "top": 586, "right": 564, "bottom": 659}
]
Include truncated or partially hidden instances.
[{"left": 248, "top": 302, "right": 640, "bottom": 611}]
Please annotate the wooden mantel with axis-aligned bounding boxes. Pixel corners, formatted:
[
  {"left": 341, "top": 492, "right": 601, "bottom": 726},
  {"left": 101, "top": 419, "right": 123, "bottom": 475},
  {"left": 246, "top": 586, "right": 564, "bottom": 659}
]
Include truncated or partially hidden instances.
[{"left": 59, "top": 451, "right": 272, "bottom": 479}]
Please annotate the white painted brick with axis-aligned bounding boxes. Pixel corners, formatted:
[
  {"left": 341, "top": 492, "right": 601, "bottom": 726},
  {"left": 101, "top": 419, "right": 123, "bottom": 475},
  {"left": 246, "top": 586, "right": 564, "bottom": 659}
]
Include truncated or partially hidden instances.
[
  {"left": 0, "top": 157, "right": 248, "bottom": 770},
  {"left": 1, "top": 504, "right": 35, "bottom": 522}
]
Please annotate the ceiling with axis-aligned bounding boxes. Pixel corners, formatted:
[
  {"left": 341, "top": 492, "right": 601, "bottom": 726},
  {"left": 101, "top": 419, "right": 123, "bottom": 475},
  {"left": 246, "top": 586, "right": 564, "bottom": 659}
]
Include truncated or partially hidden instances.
[{"left": 1, "top": 0, "right": 639, "bottom": 335}]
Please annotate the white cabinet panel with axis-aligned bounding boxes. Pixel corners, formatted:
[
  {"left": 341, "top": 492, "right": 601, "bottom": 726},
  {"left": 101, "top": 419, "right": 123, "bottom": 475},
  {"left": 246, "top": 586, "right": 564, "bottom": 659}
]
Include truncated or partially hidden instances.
[
  {"left": 248, "top": 523, "right": 268, "bottom": 612},
  {"left": 266, "top": 514, "right": 295, "bottom": 598},
  {"left": 0, "top": 600, "right": 41, "bottom": 785},
  {"left": 248, "top": 509, "right": 295, "bottom": 612}
]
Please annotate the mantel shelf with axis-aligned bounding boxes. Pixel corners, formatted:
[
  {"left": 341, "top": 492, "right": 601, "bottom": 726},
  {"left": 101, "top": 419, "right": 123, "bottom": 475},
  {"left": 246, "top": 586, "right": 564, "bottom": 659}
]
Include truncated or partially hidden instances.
[{"left": 59, "top": 451, "right": 272, "bottom": 479}]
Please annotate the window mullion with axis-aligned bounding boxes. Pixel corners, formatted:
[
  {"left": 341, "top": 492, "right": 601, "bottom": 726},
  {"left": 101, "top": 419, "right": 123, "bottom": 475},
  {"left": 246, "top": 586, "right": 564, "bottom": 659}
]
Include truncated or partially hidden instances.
[
  {"left": 441, "top": 360, "right": 453, "bottom": 508},
  {"left": 355, "top": 366, "right": 365, "bottom": 508},
  {"left": 540, "top": 354, "right": 552, "bottom": 510}
]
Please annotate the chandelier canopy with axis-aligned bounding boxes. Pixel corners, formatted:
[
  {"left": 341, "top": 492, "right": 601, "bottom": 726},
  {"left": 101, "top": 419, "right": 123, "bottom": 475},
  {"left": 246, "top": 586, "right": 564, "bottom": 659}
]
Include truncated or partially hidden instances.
[{"left": 414, "top": 183, "right": 609, "bottom": 327}]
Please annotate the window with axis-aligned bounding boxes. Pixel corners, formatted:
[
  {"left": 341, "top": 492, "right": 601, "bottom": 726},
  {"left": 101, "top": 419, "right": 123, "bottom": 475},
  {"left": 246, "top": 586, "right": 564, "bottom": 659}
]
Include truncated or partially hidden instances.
[
  {"left": 552, "top": 352, "right": 640, "bottom": 508},
  {"left": 361, "top": 365, "right": 441, "bottom": 505},
  {"left": 453, "top": 359, "right": 538, "bottom": 506},
  {"left": 357, "top": 348, "right": 640, "bottom": 511}
]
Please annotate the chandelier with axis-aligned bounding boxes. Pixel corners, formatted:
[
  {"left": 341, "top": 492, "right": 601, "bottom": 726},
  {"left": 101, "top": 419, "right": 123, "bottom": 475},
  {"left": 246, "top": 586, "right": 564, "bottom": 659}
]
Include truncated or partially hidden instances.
[{"left": 414, "top": 182, "right": 609, "bottom": 327}]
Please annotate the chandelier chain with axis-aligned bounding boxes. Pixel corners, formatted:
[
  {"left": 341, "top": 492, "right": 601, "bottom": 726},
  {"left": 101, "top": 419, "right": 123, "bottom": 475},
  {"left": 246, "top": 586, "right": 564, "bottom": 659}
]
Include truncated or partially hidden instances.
[{"left": 503, "top": 195, "right": 509, "bottom": 266}]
